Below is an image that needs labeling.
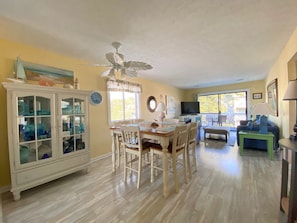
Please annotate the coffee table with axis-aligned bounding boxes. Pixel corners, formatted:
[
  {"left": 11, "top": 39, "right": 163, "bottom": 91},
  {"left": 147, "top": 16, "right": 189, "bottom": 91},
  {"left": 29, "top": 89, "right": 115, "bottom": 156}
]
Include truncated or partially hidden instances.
[{"left": 204, "top": 126, "right": 229, "bottom": 142}]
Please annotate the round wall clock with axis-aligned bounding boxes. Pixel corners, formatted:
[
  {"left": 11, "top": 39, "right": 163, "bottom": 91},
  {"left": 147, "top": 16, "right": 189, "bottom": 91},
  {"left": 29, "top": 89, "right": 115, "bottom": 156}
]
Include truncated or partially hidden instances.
[{"left": 90, "top": 91, "right": 103, "bottom": 105}]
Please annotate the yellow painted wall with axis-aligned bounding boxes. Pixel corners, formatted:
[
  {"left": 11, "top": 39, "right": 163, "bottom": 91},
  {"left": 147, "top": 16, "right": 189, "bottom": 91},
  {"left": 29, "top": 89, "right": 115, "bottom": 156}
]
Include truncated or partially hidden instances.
[
  {"left": 265, "top": 27, "right": 297, "bottom": 137},
  {"left": 0, "top": 38, "right": 183, "bottom": 187},
  {"left": 184, "top": 80, "right": 266, "bottom": 111}
]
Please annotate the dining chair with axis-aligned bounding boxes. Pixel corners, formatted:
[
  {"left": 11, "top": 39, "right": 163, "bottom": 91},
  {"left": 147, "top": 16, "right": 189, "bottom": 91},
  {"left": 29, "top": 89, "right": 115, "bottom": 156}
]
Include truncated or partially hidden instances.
[
  {"left": 150, "top": 124, "right": 188, "bottom": 193},
  {"left": 186, "top": 122, "right": 198, "bottom": 180},
  {"left": 121, "top": 125, "right": 151, "bottom": 188},
  {"left": 218, "top": 115, "right": 227, "bottom": 126},
  {"left": 111, "top": 120, "right": 132, "bottom": 168},
  {"left": 163, "top": 118, "right": 179, "bottom": 124},
  {"left": 132, "top": 118, "right": 145, "bottom": 124},
  {"left": 212, "top": 114, "right": 227, "bottom": 126}
]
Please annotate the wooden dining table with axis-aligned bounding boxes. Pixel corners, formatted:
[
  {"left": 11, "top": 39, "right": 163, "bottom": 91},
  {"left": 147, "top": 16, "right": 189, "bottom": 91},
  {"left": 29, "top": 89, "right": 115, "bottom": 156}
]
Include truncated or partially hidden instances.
[{"left": 110, "top": 124, "right": 176, "bottom": 197}]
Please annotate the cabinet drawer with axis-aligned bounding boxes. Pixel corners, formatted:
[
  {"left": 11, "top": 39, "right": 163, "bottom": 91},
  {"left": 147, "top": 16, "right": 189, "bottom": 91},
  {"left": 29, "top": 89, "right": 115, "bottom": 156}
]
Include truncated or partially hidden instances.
[{"left": 16, "top": 153, "right": 90, "bottom": 185}]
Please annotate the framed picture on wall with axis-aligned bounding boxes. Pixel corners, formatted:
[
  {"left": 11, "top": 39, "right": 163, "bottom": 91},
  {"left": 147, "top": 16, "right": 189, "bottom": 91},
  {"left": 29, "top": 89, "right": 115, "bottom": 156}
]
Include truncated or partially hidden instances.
[
  {"left": 22, "top": 60, "right": 74, "bottom": 87},
  {"left": 267, "top": 78, "right": 278, "bottom": 116},
  {"left": 253, "top": 93, "right": 262, "bottom": 99},
  {"left": 166, "top": 95, "right": 176, "bottom": 118}
]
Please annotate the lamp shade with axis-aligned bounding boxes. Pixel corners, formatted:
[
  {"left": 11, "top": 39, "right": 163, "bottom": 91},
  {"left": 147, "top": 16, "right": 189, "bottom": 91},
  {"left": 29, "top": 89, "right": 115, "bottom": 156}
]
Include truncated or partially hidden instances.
[
  {"left": 251, "top": 103, "right": 274, "bottom": 116},
  {"left": 283, "top": 79, "right": 297, "bottom": 100},
  {"left": 156, "top": 102, "right": 166, "bottom": 112}
]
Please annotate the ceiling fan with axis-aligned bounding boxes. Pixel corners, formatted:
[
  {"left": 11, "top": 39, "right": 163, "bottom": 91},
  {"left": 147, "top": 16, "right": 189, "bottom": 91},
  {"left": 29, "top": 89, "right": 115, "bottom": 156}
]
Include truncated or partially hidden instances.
[{"left": 101, "top": 42, "right": 153, "bottom": 80}]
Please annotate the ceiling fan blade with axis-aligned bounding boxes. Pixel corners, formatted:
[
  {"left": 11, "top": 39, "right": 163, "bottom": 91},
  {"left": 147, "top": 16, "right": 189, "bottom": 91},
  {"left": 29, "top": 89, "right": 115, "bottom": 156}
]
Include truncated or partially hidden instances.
[
  {"left": 124, "top": 68, "right": 137, "bottom": 77},
  {"left": 105, "top": 52, "right": 116, "bottom": 65},
  {"left": 124, "top": 61, "right": 153, "bottom": 70},
  {"left": 114, "top": 53, "right": 124, "bottom": 65},
  {"left": 77, "top": 63, "right": 111, "bottom": 67},
  {"left": 101, "top": 68, "right": 114, "bottom": 77}
]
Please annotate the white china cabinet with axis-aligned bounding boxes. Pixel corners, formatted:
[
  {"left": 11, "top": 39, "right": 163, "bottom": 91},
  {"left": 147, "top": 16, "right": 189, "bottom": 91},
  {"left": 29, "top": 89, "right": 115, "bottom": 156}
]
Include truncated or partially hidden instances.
[{"left": 2, "top": 82, "right": 91, "bottom": 200}]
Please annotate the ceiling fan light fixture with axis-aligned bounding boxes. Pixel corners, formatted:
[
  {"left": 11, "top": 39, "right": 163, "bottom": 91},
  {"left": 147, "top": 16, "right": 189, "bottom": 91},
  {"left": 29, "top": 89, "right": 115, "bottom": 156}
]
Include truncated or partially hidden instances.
[
  {"left": 111, "top": 41, "right": 121, "bottom": 50},
  {"left": 101, "top": 42, "right": 153, "bottom": 80},
  {"left": 114, "top": 69, "right": 122, "bottom": 80}
]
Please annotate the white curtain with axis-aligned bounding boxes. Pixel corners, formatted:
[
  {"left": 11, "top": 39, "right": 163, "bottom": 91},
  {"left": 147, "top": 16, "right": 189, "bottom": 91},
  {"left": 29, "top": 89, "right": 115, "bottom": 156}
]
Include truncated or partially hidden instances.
[{"left": 107, "top": 80, "right": 142, "bottom": 93}]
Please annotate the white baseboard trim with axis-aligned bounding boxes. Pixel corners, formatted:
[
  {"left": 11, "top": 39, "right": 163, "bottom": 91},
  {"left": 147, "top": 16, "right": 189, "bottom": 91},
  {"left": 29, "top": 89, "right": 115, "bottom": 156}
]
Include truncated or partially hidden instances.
[
  {"left": 91, "top": 152, "right": 111, "bottom": 163},
  {"left": 0, "top": 185, "right": 10, "bottom": 219},
  {"left": 0, "top": 185, "right": 10, "bottom": 194}
]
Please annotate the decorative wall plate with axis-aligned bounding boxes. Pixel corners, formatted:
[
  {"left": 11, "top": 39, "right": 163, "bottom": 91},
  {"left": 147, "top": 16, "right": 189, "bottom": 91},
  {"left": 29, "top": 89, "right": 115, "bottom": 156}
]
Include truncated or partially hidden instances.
[{"left": 90, "top": 91, "right": 103, "bottom": 105}]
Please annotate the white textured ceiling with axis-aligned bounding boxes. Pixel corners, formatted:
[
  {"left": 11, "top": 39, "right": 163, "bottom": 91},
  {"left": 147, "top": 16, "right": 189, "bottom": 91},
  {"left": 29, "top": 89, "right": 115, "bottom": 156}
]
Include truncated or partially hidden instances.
[{"left": 0, "top": 0, "right": 297, "bottom": 89}]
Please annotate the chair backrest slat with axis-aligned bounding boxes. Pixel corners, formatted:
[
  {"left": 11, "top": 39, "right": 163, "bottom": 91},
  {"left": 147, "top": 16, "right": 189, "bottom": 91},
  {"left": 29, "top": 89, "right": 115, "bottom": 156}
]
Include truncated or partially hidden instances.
[
  {"left": 121, "top": 125, "right": 142, "bottom": 150},
  {"left": 188, "top": 122, "right": 198, "bottom": 145},
  {"left": 172, "top": 124, "right": 188, "bottom": 154}
]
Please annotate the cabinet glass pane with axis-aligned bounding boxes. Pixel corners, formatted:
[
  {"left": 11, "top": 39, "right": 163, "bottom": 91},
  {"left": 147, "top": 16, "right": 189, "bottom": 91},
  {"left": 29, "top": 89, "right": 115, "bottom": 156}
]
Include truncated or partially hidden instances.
[
  {"left": 62, "top": 135, "right": 86, "bottom": 154},
  {"left": 63, "top": 136, "right": 74, "bottom": 154},
  {"left": 19, "top": 117, "right": 35, "bottom": 142},
  {"left": 18, "top": 96, "right": 34, "bottom": 116},
  {"left": 36, "top": 96, "right": 51, "bottom": 115},
  {"left": 62, "top": 115, "right": 74, "bottom": 135},
  {"left": 20, "top": 142, "right": 36, "bottom": 164},
  {"left": 75, "top": 135, "right": 86, "bottom": 151},
  {"left": 37, "top": 140, "right": 52, "bottom": 160},
  {"left": 74, "top": 98, "right": 85, "bottom": 114},
  {"left": 61, "top": 97, "right": 86, "bottom": 155},
  {"left": 36, "top": 117, "right": 51, "bottom": 139},
  {"left": 74, "top": 116, "right": 85, "bottom": 134},
  {"left": 62, "top": 98, "right": 74, "bottom": 115}
]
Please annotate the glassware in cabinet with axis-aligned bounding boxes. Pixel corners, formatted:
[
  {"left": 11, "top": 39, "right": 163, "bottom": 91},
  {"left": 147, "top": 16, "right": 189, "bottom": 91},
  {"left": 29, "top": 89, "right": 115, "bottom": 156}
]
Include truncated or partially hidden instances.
[
  {"left": 61, "top": 97, "right": 86, "bottom": 154},
  {"left": 17, "top": 94, "right": 53, "bottom": 165}
]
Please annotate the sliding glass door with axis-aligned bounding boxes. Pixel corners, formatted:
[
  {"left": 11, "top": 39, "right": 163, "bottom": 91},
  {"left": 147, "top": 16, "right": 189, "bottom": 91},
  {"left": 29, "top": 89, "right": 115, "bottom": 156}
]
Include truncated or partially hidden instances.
[{"left": 198, "top": 91, "right": 247, "bottom": 128}]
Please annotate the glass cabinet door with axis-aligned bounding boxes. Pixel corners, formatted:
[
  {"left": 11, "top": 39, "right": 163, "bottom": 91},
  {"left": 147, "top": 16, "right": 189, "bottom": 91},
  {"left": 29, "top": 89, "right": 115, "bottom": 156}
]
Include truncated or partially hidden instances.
[
  {"left": 61, "top": 97, "right": 86, "bottom": 155},
  {"left": 17, "top": 95, "right": 53, "bottom": 165}
]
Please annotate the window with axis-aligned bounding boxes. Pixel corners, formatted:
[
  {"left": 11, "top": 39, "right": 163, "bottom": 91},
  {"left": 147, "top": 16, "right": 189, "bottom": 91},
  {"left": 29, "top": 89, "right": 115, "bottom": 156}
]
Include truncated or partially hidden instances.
[
  {"left": 198, "top": 90, "right": 248, "bottom": 127},
  {"left": 107, "top": 80, "right": 141, "bottom": 122}
]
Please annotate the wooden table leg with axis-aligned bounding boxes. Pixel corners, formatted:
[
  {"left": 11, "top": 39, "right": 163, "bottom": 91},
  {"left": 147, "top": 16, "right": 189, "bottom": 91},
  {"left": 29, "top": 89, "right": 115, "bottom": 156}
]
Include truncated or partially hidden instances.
[
  {"left": 239, "top": 135, "right": 244, "bottom": 155},
  {"left": 160, "top": 138, "right": 170, "bottom": 197},
  {"left": 111, "top": 132, "right": 117, "bottom": 173},
  {"left": 267, "top": 137, "right": 274, "bottom": 160}
]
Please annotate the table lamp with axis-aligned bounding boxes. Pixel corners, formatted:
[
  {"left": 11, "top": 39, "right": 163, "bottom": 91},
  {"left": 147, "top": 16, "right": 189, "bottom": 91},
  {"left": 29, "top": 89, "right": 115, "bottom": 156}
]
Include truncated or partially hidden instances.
[
  {"left": 283, "top": 79, "right": 297, "bottom": 140},
  {"left": 156, "top": 101, "right": 166, "bottom": 122},
  {"left": 251, "top": 103, "right": 274, "bottom": 134}
]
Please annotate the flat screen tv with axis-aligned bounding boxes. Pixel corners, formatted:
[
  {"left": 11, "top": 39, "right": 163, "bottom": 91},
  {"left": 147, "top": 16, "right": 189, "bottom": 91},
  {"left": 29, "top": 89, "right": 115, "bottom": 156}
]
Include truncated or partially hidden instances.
[{"left": 181, "top": 101, "right": 200, "bottom": 115}]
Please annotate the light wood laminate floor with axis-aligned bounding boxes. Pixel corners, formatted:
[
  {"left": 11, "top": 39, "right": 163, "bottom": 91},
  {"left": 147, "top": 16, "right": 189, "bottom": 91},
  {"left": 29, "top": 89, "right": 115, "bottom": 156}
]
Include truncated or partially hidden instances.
[{"left": 1, "top": 139, "right": 287, "bottom": 223}]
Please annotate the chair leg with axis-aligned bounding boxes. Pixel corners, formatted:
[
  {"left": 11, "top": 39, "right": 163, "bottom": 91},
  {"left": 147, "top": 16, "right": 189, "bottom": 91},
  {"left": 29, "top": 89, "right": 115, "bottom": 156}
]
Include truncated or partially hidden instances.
[
  {"left": 192, "top": 146, "right": 198, "bottom": 172},
  {"left": 124, "top": 149, "right": 127, "bottom": 183},
  {"left": 182, "top": 151, "right": 187, "bottom": 184},
  {"left": 145, "top": 152, "right": 150, "bottom": 165},
  {"left": 150, "top": 150, "right": 154, "bottom": 183},
  {"left": 172, "top": 155, "right": 179, "bottom": 193},
  {"left": 129, "top": 154, "right": 133, "bottom": 177},
  {"left": 136, "top": 154, "right": 141, "bottom": 189},
  {"left": 186, "top": 147, "right": 192, "bottom": 180},
  {"left": 116, "top": 135, "right": 120, "bottom": 168}
]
